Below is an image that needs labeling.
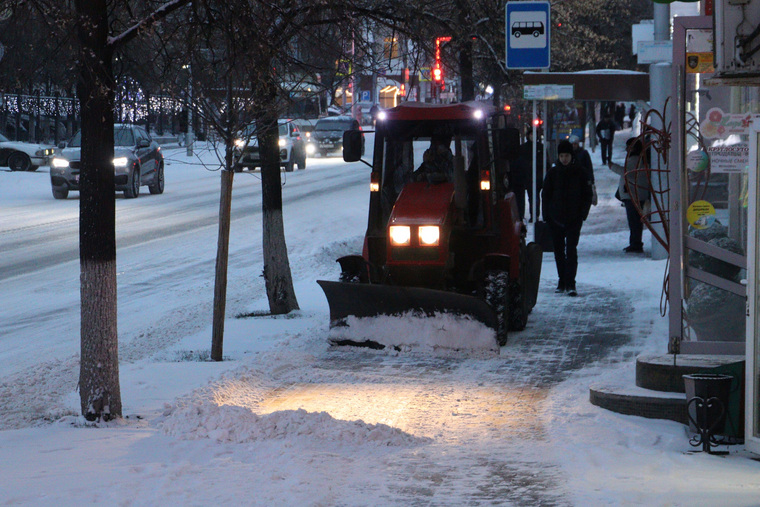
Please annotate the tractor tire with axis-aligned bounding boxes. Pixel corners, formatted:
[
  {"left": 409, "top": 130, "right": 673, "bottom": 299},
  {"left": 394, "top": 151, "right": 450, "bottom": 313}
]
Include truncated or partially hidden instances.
[
  {"left": 484, "top": 269, "right": 509, "bottom": 346},
  {"left": 508, "top": 280, "right": 528, "bottom": 331}
]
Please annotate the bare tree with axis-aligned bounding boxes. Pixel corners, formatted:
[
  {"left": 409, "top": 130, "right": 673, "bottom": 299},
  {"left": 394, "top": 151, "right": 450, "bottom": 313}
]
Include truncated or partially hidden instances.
[{"left": 73, "top": 0, "right": 190, "bottom": 420}]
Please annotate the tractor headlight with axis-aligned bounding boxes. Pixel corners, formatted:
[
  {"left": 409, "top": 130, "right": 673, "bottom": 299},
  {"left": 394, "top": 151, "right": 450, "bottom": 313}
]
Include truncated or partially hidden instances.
[
  {"left": 51, "top": 157, "right": 69, "bottom": 168},
  {"left": 418, "top": 226, "right": 440, "bottom": 246},
  {"left": 389, "top": 225, "right": 411, "bottom": 246},
  {"left": 113, "top": 156, "right": 128, "bottom": 168}
]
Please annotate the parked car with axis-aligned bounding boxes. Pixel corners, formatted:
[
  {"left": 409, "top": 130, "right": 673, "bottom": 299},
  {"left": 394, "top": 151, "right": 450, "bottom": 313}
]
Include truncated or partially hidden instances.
[
  {"left": 233, "top": 119, "right": 306, "bottom": 172},
  {"left": 49, "top": 124, "right": 164, "bottom": 200},
  {"left": 0, "top": 133, "right": 55, "bottom": 171},
  {"left": 310, "top": 116, "right": 364, "bottom": 157}
]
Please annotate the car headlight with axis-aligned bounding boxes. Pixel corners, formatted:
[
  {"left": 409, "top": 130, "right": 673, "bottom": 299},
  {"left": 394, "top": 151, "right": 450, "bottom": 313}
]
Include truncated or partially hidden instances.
[
  {"left": 234, "top": 138, "right": 246, "bottom": 148},
  {"left": 113, "top": 156, "right": 129, "bottom": 168},
  {"left": 389, "top": 225, "right": 411, "bottom": 246},
  {"left": 418, "top": 226, "right": 440, "bottom": 246},
  {"left": 278, "top": 138, "right": 286, "bottom": 147},
  {"left": 51, "top": 157, "right": 69, "bottom": 168}
]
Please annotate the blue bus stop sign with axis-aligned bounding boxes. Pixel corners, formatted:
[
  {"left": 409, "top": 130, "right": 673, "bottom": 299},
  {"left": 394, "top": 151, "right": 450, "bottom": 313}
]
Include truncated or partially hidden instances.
[{"left": 506, "top": 1, "right": 551, "bottom": 69}]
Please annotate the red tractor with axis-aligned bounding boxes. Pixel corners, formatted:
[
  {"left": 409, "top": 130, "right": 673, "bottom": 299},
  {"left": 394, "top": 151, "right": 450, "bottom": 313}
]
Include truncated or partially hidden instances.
[{"left": 318, "top": 102, "right": 541, "bottom": 349}]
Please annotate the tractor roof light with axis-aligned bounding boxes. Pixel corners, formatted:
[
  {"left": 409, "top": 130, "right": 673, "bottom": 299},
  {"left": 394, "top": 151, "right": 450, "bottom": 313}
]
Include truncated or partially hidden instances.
[
  {"left": 473, "top": 109, "right": 484, "bottom": 120},
  {"left": 377, "top": 111, "right": 387, "bottom": 121}
]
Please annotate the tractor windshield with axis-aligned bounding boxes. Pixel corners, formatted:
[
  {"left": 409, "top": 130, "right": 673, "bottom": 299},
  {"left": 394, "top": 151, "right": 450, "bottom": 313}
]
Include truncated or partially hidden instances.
[{"left": 379, "top": 126, "right": 484, "bottom": 226}]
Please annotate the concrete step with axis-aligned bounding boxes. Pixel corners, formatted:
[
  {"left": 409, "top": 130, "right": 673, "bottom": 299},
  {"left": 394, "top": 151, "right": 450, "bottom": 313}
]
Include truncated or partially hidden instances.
[
  {"left": 590, "top": 354, "right": 746, "bottom": 431},
  {"left": 635, "top": 354, "right": 745, "bottom": 393},
  {"left": 590, "top": 382, "right": 687, "bottom": 424}
]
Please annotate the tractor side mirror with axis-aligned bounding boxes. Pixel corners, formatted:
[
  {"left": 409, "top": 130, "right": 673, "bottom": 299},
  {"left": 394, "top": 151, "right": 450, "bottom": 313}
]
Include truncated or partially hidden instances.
[
  {"left": 343, "top": 130, "right": 363, "bottom": 162},
  {"left": 494, "top": 127, "right": 520, "bottom": 161}
]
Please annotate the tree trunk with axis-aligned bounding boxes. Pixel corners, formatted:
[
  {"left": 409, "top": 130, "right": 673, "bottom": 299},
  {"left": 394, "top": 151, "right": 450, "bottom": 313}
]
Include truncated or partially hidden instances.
[
  {"left": 459, "top": 39, "right": 474, "bottom": 102},
  {"left": 455, "top": 0, "right": 475, "bottom": 102},
  {"left": 211, "top": 81, "right": 237, "bottom": 361},
  {"left": 76, "top": 0, "right": 121, "bottom": 421},
  {"left": 257, "top": 80, "right": 299, "bottom": 315},
  {"left": 211, "top": 167, "right": 234, "bottom": 361}
]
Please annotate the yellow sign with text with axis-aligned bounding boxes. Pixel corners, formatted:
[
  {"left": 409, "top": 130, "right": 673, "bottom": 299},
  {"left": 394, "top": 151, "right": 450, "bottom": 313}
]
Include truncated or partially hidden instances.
[
  {"left": 687, "top": 200, "right": 716, "bottom": 229},
  {"left": 686, "top": 52, "right": 715, "bottom": 74}
]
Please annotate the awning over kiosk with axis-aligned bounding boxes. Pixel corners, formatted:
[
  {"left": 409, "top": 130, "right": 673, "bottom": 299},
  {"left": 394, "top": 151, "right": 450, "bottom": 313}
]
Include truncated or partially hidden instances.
[{"left": 523, "top": 70, "right": 650, "bottom": 102}]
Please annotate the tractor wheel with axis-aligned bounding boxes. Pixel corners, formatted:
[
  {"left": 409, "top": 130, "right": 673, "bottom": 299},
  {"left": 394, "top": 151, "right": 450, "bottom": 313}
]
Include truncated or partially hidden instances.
[
  {"left": 484, "top": 269, "right": 509, "bottom": 346},
  {"left": 508, "top": 279, "right": 528, "bottom": 331}
]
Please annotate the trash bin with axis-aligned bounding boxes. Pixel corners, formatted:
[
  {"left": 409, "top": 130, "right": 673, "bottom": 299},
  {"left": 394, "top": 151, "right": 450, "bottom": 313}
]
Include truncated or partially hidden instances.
[{"left": 683, "top": 373, "right": 733, "bottom": 435}]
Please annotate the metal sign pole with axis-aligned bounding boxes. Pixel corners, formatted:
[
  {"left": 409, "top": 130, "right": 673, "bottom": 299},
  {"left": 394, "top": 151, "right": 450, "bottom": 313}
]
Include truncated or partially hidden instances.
[{"left": 532, "top": 99, "right": 538, "bottom": 239}]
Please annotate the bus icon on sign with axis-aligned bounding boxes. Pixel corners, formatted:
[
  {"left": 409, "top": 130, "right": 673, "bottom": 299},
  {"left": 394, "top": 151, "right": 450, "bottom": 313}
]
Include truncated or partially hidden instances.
[{"left": 512, "top": 21, "right": 544, "bottom": 38}]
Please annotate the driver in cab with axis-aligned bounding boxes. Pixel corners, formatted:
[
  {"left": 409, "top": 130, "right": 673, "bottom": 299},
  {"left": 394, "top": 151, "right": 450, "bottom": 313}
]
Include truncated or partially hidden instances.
[{"left": 413, "top": 135, "right": 453, "bottom": 184}]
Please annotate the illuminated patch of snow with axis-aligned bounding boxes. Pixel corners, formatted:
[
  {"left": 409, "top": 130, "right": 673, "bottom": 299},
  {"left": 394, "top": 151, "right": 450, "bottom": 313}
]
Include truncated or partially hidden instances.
[{"left": 160, "top": 402, "right": 430, "bottom": 446}]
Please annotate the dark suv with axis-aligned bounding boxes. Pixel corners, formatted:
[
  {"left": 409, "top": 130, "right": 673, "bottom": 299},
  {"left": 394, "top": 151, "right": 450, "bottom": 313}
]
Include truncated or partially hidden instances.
[{"left": 310, "top": 116, "right": 364, "bottom": 157}]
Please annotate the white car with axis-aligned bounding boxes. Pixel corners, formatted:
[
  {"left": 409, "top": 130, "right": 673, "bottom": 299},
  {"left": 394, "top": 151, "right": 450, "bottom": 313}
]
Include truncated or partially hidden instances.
[
  {"left": 233, "top": 119, "right": 307, "bottom": 172},
  {"left": 0, "top": 133, "right": 56, "bottom": 171}
]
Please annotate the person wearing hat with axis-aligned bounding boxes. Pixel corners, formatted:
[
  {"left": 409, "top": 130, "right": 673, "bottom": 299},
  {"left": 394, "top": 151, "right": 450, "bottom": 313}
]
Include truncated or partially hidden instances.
[
  {"left": 542, "top": 139, "right": 593, "bottom": 296},
  {"left": 569, "top": 134, "right": 597, "bottom": 206},
  {"left": 608, "top": 137, "right": 649, "bottom": 253}
]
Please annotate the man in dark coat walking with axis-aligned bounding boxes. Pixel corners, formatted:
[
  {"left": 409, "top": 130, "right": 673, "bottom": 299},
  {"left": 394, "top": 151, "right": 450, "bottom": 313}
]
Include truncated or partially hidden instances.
[{"left": 542, "top": 140, "right": 593, "bottom": 296}]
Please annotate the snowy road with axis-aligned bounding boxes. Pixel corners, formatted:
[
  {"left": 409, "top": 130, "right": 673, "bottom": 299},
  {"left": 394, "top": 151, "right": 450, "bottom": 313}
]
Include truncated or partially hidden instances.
[{"left": 0, "top": 145, "right": 370, "bottom": 376}]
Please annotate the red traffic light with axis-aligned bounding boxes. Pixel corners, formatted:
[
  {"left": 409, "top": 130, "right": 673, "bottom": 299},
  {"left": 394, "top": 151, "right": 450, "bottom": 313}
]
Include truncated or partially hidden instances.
[
  {"left": 533, "top": 118, "right": 543, "bottom": 127},
  {"left": 433, "top": 67, "right": 443, "bottom": 82},
  {"left": 504, "top": 105, "right": 512, "bottom": 113}
]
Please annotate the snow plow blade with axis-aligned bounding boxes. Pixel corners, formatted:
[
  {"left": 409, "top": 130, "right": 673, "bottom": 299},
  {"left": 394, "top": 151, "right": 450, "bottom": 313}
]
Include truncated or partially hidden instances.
[{"left": 317, "top": 280, "right": 500, "bottom": 353}]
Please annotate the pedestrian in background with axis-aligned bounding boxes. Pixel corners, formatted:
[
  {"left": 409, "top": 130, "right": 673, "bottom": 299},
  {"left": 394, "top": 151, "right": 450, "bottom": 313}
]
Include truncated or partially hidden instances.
[
  {"left": 542, "top": 140, "right": 593, "bottom": 296},
  {"left": 615, "top": 104, "right": 626, "bottom": 130},
  {"left": 628, "top": 104, "right": 637, "bottom": 129},
  {"left": 596, "top": 114, "right": 617, "bottom": 165},
  {"left": 608, "top": 138, "right": 650, "bottom": 253},
  {"left": 515, "top": 130, "right": 544, "bottom": 222}
]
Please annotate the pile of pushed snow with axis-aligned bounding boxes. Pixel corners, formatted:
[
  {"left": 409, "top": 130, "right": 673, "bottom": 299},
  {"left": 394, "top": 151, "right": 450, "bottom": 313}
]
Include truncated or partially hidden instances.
[
  {"left": 328, "top": 312, "right": 499, "bottom": 356},
  {"left": 160, "top": 402, "right": 430, "bottom": 446}
]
